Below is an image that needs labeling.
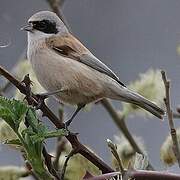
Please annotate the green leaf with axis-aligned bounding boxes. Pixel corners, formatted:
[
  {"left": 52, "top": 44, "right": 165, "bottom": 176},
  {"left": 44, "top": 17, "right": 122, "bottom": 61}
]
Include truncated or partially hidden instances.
[
  {"left": 0, "top": 97, "right": 54, "bottom": 179},
  {"left": 24, "top": 108, "right": 39, "bottom": 131},
  {"left": 4, "top": 139, "right": 22, "bottom": 146},
  {"left": 31, "top": 128, "right": 69, "bottom": 143},
  {"left": 0, "top": 97, "right": 28, "bottom": 131},
  {"left": 25, "top": 108, "right": 68, "bottom": 143}
]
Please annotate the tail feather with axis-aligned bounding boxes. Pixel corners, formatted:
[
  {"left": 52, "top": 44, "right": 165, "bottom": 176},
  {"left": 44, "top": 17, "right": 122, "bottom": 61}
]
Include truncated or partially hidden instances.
[{"left": 115, "top": 88, "right": 165, "bottom": 119}]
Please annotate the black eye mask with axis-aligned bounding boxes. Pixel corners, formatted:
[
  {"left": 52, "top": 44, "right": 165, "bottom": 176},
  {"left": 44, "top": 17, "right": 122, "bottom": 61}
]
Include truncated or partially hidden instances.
[{"left": 31, "top": 20, "right": 58, "bottom": 34}]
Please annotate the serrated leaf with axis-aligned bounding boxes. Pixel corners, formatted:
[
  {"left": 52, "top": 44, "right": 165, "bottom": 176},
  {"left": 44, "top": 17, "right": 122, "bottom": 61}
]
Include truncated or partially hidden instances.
[
  {"left": 31, "top": 129, "right": 68, "bottom": 143},
  {"left": 0, "top": 108, "right": 16, "bottom": 129},
  {"left": 22, "top": 127, "right": 36, "bottom": 138},
  {"left": 0, "top": 97, "right": 28, "bottom": 131},
  {"left": 25, "top": 108, "right": 39, "bottom": 131},
  {"left": 45, "top": 129, "right": 68, "bottom": 138},
  {"left": 4, "top": 139, "right": 22, "bottom": 146}
]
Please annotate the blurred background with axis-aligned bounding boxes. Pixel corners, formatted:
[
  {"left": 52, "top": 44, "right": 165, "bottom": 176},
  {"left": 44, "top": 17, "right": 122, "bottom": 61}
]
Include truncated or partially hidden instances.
[{"left": 1, "top": 0, "right": 180, "bottom": 173}]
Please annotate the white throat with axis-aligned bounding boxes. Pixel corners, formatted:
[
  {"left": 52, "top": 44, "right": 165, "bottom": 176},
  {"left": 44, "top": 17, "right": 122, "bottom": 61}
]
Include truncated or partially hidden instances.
[
  {"left": 28, "top": 30, "right": 53, "bottom": 44},
  {"left": 27, "top": 31, "right": 52, "bottom": 62}
]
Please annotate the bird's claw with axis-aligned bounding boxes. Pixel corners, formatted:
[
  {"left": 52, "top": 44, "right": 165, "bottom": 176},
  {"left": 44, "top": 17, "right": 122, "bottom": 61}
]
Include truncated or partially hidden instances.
[{"left": 35, "top": 93, "right": 48, "bottom": 109}]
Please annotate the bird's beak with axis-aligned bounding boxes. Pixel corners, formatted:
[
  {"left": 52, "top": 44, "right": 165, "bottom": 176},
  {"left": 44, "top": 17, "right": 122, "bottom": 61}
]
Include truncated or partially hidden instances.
[{"left": 21, "top": 23, "right": 33, "bottom": 32}]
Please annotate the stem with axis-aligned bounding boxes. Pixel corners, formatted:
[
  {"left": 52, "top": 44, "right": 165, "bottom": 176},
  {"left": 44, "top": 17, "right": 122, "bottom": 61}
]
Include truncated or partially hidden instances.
[
  {"left": 30, "top": 160, "right": 54, "bottom": 180},
  {"left": 161, "top": 70, "right": 180, "bottom": 167},
  {"left": 101, "top": 98, "right": 154, "bottom": 170},
  {"left": 127, "top": 170, "right": 180, "bottom": 180}
]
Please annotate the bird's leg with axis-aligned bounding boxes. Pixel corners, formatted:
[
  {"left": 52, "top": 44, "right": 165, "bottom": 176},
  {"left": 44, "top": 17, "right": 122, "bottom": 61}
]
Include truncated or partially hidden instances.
[
  {"left": 35, "top": 89, "right": 62, "bottom": 109},
  {"left": 64, "top": 104, "right": 85, "bottom": 127}
]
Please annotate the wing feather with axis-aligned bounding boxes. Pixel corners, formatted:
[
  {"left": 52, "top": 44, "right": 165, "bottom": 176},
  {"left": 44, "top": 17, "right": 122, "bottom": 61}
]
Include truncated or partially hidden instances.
[{"left": 46, "top": 33, "right": 126, "bottom": 87}]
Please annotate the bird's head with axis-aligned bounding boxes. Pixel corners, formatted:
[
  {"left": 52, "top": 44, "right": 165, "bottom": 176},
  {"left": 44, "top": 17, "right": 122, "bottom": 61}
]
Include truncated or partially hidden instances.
[{"left": 21, "top": 11, "right": 68, "bottom": 40}]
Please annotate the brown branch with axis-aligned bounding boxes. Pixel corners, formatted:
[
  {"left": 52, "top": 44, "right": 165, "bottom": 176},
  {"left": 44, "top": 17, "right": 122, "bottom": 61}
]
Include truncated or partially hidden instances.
[
  {"left": 0, "top": 65, "right": 114, "bottom": 174},
  {"left": 127, "top": 170, "right": 180, "bottom": 180},
  {"left": 161, "top": 70, "right": 180, "bottom": 167},
  {"left": 84, "top": 172, "right": 121, "bottom": 180},
  {"left": 101, "top": 98, "right": 154, "bottom": 170},
  {"left": 85, "top": 170, "right": 180, "bottom": 180}
]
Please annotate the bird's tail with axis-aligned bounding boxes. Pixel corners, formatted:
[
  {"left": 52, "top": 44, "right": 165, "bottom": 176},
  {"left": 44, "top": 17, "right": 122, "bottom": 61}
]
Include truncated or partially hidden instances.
[{"left": 113, "top": 87, "right": 165, "bottom": 119}]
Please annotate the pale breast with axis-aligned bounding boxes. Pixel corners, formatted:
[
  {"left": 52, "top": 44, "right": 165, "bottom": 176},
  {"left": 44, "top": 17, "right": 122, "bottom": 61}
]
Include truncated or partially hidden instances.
[{"left": 28, "top": 44, "right": 106, "bottom": 105}]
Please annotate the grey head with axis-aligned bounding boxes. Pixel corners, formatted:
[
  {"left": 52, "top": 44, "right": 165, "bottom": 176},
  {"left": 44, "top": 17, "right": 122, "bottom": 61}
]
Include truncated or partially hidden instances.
[{"left": 22, "top": 11, "right": 68, "bottom": 35}]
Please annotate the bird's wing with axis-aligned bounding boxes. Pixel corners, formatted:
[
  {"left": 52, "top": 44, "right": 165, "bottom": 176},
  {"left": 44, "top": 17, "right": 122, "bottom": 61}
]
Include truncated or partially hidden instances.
[{"left": 46, "top": 33, "right": 126, "bottom": 87}]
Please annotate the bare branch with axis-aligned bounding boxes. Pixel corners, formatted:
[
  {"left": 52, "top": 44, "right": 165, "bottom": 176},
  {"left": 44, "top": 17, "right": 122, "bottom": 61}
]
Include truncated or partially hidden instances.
[
  {"left": 127, "top": 169, "right": 180, "bottom": 180},
  {"left": 101, "top": 98, "right": 154, "bottom": 170},
  {"left": 173, "top": 112, "right": 180, "bottom": 119},
  {"left": 107, "top": 139, "right": 125, "bottom": 175},
  {"left": 161, "top": 70, "right": 180, "bottom": 167}
]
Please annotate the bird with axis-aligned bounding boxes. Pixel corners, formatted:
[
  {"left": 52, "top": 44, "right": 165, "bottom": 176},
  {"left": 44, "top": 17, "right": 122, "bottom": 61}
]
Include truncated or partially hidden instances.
[{"left": 21, "top": 11, "right": 164, "bottom": 126}]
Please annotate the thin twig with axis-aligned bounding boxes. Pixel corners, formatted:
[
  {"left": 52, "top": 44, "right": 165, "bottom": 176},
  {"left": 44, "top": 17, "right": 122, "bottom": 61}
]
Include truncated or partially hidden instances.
[
  {"left": 107, "top": 139, "right": 125, "bottom": 175},
  {"left": 101, "top": 98, "right": 154, "bottom": 170},
  {"left": 53, "top": 105, "right": 67, "bottom": 171},
  {"left": 0, "top": 65, "right": 114, "bottom": 173},
  {"left": 61, "top": 149, "right": 78, "bottom": 179},
  {"left": 46, "top": 0, "right": 70, "bottom": 31},
  {"left": 173, "top": 112, "right": 180, "bottom": 119},
  {"left": 161, "top": 70, "right": 180, "bottom": 167}
]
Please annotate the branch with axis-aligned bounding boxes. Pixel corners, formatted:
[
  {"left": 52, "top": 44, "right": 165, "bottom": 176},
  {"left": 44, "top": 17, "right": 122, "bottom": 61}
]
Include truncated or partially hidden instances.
[
  {"left": 101, "top": 98, "right": 154, "bottom": 170},
  {"left": 53, "top": 105, "right": 67, "bottom": 171},
  {"left": 107, "top": 139, "right": 125, "bottom": 175},
  {"left": 173, "top": 112, "right": 180, "bottom": 119},
  {"left": 0, "top": 65, "right": 114, "bottom": 174},
  {"left": 161, "top": 70, "right": 180, "bottom": 167},
  {"left": 46, "top": 0, "right": 70, "bottom": 30},
  {"left": 84, "top": 170, "right": 180, "bottom": 180},
  {"left": 127, "top": 170, "right": 180, "bottom": 180}
]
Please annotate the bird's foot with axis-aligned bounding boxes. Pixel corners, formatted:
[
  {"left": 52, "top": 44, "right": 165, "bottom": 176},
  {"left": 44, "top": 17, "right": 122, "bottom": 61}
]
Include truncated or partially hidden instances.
[
  {"left": 35, "top": 93, "right": 48, "bottom": 109},
  {"left": 35, "top": 90, "right": 62, "bottom": 109},
  {"left": 64, "top": 117, "right": 74, "bottom": 130},
  {"left": 63, "top": 104, "right": 86, "bottom": 129}
]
